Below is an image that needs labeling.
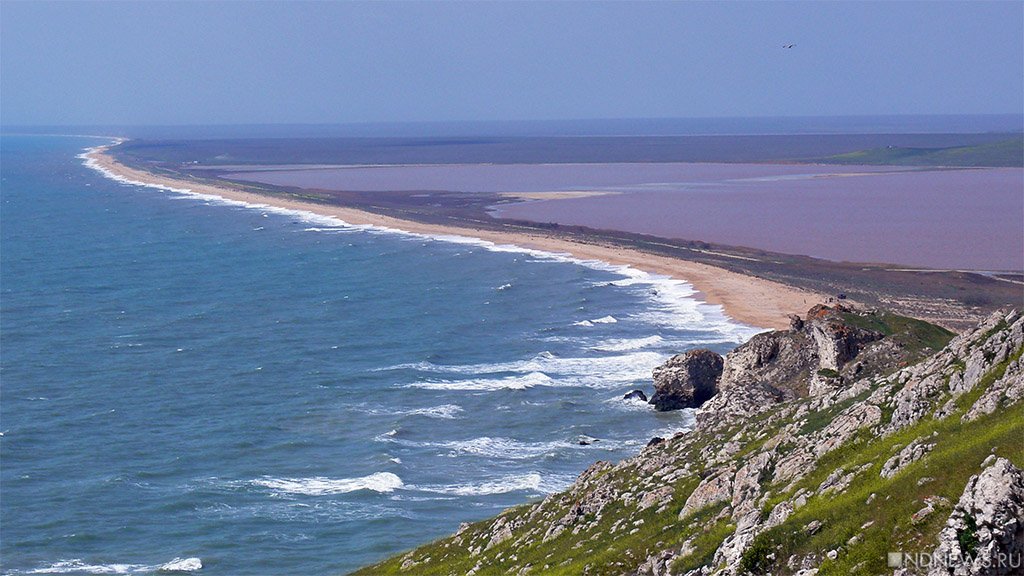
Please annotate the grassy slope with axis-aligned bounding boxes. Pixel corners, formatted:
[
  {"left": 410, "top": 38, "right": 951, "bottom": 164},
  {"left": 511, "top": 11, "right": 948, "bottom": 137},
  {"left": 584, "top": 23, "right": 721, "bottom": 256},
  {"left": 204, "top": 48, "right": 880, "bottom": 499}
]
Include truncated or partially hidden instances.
[
  {"left": 814, "top": 137, "right": 1024, "bottom": 167},
  {"left": 742, "top": 347, "right": 1024, "bottom": 575},
  {"left": 840, "top": 311, "right": 955, "bottom": 361},
  {"left": 352, "top": 320, "right": 1019, "bottom": 576}
]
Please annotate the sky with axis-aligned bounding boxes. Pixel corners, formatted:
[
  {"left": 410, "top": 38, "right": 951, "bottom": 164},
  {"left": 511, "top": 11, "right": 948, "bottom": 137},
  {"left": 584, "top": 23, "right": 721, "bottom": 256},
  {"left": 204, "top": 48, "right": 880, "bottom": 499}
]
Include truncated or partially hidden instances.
[{"left": 1, "top": 1, "right": 1022, "bottom": 126}]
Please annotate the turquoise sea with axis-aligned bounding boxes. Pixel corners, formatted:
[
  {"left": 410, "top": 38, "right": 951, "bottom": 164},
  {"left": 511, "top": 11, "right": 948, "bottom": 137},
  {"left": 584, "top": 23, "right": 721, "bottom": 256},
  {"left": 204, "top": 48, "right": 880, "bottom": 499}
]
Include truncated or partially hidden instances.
[{"left": 0, "top": 135, "right": 756, "bottom": 575}]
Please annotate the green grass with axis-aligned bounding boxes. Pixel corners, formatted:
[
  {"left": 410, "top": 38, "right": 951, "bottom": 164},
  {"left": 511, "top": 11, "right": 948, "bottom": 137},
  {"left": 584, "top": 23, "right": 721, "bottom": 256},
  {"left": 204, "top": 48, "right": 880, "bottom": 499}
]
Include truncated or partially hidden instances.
[
  {"left": 669, "top": 517, "right": 737, "bottom": 573},
  {"left": 814, "top": 137, "right": 1024, "bottom": 167},
  {"left": 799, "top": 389, "right": 873, "bottom": 436},
  {"left": 840, "top": 311, "right": 955, "bottom": 361}
]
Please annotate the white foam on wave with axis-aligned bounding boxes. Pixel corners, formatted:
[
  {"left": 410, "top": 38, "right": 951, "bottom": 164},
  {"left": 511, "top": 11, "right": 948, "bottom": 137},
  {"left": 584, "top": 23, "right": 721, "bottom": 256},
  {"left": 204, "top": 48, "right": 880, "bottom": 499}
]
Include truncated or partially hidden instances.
[
  {"left": 25, "top": 557, "right": 202, "bottom": 575},
  {"left": 158, "top": 558, "right": 202, "bottom": 572},
  {"left": 573, "top": 315, "right": 618, "bottom": 326},
  {"left": 614, "top": 394, "right": 656, "bottom": 411},
  {"left": 391, "top": 350, "right": 664, "bottom": 390},
  {"left": 437, "top": 437, "right": 569, "bottom": 459},
  {"left": 26, "top": 561, "right": 140, "bottom": 575},
  {"left": 403, "top": 404, "right": 464, "bottom": 418},
  {"left": 362, "top": 403, "right": 464, "bottom": 419},
  {"left": 591, "top": 334, "right": 664, "bottom": 352},
  {"left": 417, "top": 472, "right": 574, "bottom": 496},
  {"left": 302, "top": 226, "right": 354, "bottom": 233},
  {"left": 380, "top": 435, "right": 620, "bottom": 460},
  {"left": 601, "top": 265, "right": 761, "bottom": 340},
  {"left": 407, "top": 371, "right": 554, "bottom": 391},
  {"left": 250, "top": 472, "right": 404, "bottom": 495}
]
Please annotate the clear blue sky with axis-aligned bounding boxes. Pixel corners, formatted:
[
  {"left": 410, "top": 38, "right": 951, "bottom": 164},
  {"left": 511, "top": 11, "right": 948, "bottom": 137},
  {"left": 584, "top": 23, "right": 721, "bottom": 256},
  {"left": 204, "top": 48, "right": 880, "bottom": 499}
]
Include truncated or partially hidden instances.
[{"left": 2, "top": 1, "right": 1021, "bottom": 126}]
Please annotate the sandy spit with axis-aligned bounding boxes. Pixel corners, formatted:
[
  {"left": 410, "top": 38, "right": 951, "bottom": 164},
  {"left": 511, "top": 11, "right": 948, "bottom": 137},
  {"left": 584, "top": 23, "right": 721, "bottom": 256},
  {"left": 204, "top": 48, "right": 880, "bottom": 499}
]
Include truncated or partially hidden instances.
[{"left": 85, "top": 146, "right": 822, "bottom": 330}]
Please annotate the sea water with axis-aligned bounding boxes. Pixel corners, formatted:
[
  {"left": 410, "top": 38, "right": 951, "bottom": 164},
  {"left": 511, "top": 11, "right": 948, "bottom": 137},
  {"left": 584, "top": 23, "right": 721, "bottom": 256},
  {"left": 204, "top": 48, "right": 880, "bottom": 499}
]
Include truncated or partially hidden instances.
[{"left": 0, "top": 135, "right": 758, "bottom": 575}]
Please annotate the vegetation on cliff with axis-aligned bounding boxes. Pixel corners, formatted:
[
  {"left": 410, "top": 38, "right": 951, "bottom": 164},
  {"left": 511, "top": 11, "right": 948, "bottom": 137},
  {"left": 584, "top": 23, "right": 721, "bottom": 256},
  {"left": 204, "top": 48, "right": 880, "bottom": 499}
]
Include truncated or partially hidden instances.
[{"left": 353, "top": 308, "right": 1023, "bottom": 575}]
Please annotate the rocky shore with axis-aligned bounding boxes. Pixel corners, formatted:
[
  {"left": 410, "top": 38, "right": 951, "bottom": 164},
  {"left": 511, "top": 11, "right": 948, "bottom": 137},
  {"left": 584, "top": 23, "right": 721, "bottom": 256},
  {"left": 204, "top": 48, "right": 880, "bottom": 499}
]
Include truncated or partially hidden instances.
[{"left": 354, "top": 307, "right": 1023, "bottom": 575}]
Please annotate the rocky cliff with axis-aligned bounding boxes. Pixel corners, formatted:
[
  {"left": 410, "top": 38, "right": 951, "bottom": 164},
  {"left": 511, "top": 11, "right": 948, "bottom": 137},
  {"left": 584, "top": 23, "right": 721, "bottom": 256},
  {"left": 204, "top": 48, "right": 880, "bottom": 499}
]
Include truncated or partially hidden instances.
[
  {"left": 353, "top": 309, "right": 1023, "bottom": 576},
  {"left": 650, "top": 305, "right": 942, "bottom": 416}
]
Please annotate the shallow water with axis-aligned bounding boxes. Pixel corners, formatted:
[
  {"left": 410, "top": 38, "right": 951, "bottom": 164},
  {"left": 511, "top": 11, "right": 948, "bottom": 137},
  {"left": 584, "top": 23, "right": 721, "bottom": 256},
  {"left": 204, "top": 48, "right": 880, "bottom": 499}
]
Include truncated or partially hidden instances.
[
  {"left": 0, "top": 136, "right": 757, "bottom": 575},
  {"left": 496, "top": 165, "right": 1024, "bottom": 270}
]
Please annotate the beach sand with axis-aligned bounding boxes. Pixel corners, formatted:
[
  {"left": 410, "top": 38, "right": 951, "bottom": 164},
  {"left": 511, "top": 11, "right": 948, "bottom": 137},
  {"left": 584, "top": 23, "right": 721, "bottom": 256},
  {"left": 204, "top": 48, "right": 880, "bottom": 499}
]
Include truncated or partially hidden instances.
[{"left": 86, "top": 146, "right": 823, "bottom": 330}]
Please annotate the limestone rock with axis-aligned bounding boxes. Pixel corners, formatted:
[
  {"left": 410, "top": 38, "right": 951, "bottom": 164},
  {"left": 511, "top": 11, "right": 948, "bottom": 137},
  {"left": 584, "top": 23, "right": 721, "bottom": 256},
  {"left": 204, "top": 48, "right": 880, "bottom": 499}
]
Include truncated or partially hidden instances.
[
  {"left": 650, "top": 349, "right": 723, "bottom": 411},
  {"left": 700, "top": 305, "right": 891, "bottom": 423},
  {"left": 680, "top": 467, "right": 734, "bottom": 518},
  {"left": 717, "top": 329, "right": 814, "bottom": 398},
  {"left": 929, "top": 458, "right": 1024, "bottom": 575},
  {"left": 638, "top": 485, "right": 674, "bottom": 510},
  {"left": 805, "top": 305, "right": 884, "bottom": 372},
  {"left": 881, "top": 438, "right": 936, "bottom": 479}
]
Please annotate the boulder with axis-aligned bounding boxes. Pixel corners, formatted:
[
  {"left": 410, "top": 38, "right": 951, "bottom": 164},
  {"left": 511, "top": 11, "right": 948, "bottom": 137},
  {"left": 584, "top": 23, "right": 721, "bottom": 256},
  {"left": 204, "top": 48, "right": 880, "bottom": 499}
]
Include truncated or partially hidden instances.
[
  {"left": 649, "top": 349, "right": 723, "bottom": 411},
  {"left": 717, "top": 329, "right": 815, "bottom": 399},
  {"left": 623, "top": 389, "right": 648, "bottom": 402},
  {"left": 930, "top": 458, "right": 1024, "bottom": 575},
  {"left": 806, "top": 308, "right": 884, "bottom": 372}
]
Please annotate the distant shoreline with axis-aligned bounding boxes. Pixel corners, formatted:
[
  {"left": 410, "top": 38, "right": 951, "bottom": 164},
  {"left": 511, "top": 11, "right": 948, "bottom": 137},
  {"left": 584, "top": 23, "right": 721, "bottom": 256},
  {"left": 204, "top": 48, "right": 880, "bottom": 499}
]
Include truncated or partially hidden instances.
[{"left": 83, "top": 143, "right": 821, "bottom": 330}]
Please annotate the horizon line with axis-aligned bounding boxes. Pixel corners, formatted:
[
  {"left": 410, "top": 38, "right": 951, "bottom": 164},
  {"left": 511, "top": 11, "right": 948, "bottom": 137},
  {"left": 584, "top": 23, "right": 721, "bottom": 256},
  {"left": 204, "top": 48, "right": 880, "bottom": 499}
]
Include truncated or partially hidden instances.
[{"left": 3, "top": 112, "right": 1024, "bottom": 130}]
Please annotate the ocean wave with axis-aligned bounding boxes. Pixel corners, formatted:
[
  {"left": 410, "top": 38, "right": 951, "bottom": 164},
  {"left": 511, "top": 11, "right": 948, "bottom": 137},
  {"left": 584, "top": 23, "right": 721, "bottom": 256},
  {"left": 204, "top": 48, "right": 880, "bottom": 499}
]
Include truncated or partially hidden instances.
[
  {"left": 612, "top": 394, "right": 656, "bottom": 411},
  {"left": 591, "top": 335, "right": 663, "bottom": 352},
  {"left": 380, "top": 435, "right": 618, "bottom": 460},
  {"left": 196, "top": 498, "right": 410, "bottom": 523},
  {"left": 158, "top": 558, "right": 202, "bottom": 573},
  {"left": 406, "top": 371, "right": 554, "bottom": 391},
  {"left": 573, "top": 314, "right": 619, "bottom": 326},
  {"left": 361, "top": 403, "right": 464, "bottom": 419},
  {"left": 23, "top": 557, "right": 201, "bottom": 575},
  {"left": 302, "top": 226, "right": 355, "bottom": 233},
  {"left": 250, "top": 472, "right": 404, "bottom": 496},
  {"left": 389, "top": 350, "right": 665, "bottom": 390},
  {"left": 417, "top": 472, "right": 574, "bottom": 496},
  {"left": 437, "top": 437, "right": 569, "bottom": 459},
  {"left": 403, "top": 404, "right": 464, "bottom": 418}
]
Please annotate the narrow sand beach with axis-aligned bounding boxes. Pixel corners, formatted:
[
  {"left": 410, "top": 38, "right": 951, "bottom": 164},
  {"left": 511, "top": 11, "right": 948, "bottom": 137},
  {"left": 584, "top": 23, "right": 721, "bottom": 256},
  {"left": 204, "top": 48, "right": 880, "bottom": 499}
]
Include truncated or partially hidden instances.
[{"left": 85, "top": 145, "right": 822, "bottom": 330}]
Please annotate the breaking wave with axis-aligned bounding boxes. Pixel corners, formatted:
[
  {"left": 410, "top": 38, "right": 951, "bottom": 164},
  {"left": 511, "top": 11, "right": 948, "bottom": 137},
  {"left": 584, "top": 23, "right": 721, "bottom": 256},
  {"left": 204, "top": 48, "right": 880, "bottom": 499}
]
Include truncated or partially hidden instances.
[
  {"left": 22, "top": 557, "right": 202, "bottom": 575},
  {"left": 250, "top": 472, "right": 404, "bottom": 496},
  {"left": 417, "top": 472, "right": 574, "bottom": 496}
]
